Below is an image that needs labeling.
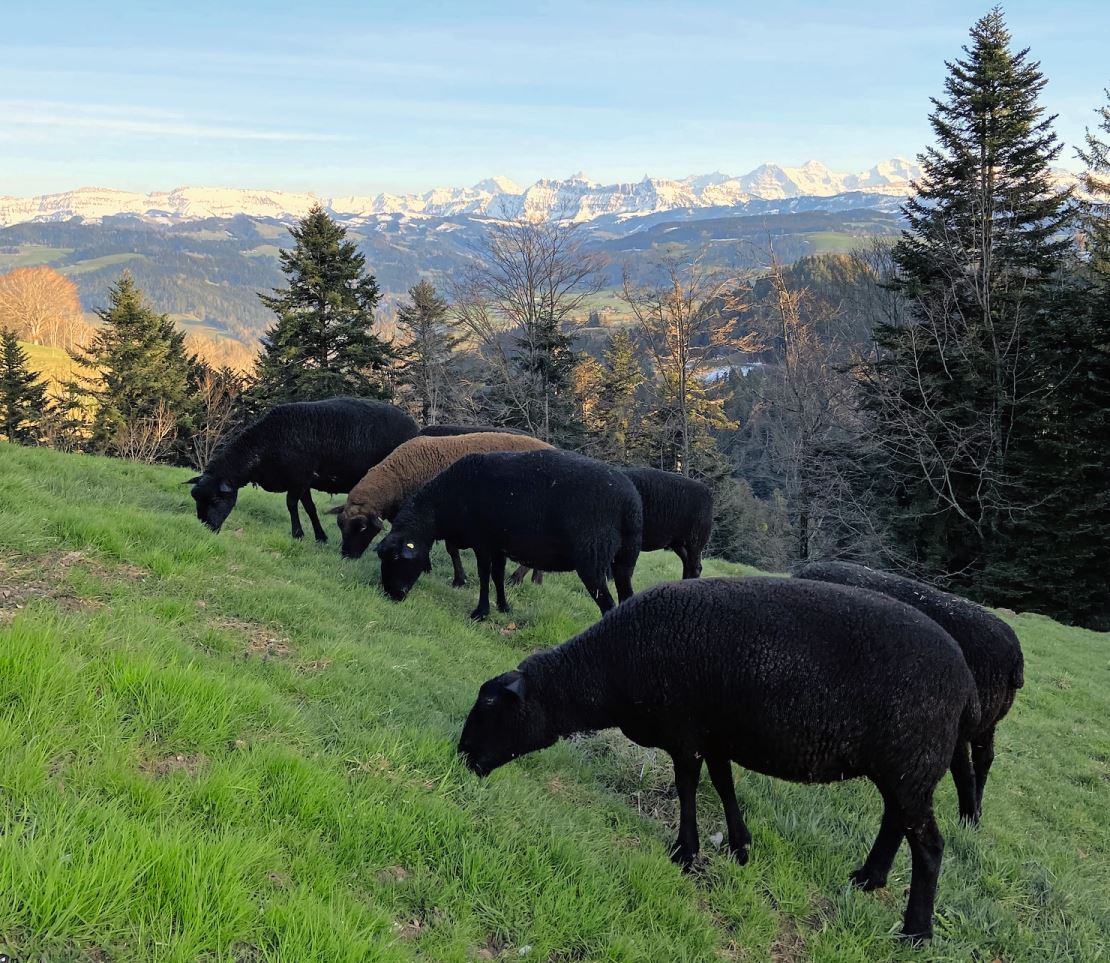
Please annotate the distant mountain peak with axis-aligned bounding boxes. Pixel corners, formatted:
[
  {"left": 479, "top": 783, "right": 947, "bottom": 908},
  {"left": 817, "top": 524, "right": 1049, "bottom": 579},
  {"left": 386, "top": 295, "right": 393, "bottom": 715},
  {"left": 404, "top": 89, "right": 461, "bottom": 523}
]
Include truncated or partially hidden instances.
[{"left": 0, "top": 157, "right": 933, "bottom": 228}]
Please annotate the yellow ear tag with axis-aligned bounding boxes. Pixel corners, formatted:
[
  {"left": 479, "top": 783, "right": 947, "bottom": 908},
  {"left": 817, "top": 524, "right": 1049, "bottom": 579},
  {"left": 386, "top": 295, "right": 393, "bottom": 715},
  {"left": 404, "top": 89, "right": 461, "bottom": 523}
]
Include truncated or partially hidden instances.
[{"left": 406, "top": 542, "right": 415, "bottom": 549}]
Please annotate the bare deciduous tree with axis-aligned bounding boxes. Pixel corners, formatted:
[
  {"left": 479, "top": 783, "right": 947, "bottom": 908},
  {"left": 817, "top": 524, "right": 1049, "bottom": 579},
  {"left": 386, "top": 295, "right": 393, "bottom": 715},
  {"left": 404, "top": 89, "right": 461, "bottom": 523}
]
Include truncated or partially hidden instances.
[
  {"left": 620, "top": 255, "right": 754, "bottom": 474},
  {"left": 0, "top": 266, "right": 90, "bottom": 350},
  {"left": 110, "top": 400, "right": 178, "bottom": 464},
  {"left": 452, "top": 217, "right": 605, "bottom": 441},
  {"left": 188, "top": 367, "right": 245, "bottom": 470}
]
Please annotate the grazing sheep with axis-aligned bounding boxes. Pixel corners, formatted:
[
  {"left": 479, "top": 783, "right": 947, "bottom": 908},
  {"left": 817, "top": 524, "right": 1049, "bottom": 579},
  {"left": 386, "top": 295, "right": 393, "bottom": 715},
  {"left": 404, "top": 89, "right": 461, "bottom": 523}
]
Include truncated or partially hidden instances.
[
  {"left": 377, "top": 449, "right": 642, "bottom": 619},
  {"left": 794, "top": 560, "right": 1024, "bottom": 825},
  {"left": 510, "top": 466, "right": 713, "bottom": 585},
  {"left": 187, "top": 397, "right": 418, "bottom": 540},
  {"left": 419, "top": 424, "right": 532, "bottom": 437},
  {"left": 331, "top": 432, "right": 552, "bottom": 585},
  {"left": 458, "top": 577, "right": 980, "bottom": 942}
]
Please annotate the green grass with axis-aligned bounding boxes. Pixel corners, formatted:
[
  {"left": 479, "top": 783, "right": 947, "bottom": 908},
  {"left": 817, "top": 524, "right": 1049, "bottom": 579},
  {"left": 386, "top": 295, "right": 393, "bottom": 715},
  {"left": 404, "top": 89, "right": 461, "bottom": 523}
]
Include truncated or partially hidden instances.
[
  {"left": 61, "top": 253, "right": 148, "bottom": 276},
  {"left": 19, "top": 341, "right": 80, "bottom": 387},
  {"left": 0, "top": 443, "right": 1106, "bottom": 962},
  {"left": 803, "top": 232, "right": 863, "bottom": 254},
  {"left": 0, "top": 245, "right": 74, "bottom": 270}
]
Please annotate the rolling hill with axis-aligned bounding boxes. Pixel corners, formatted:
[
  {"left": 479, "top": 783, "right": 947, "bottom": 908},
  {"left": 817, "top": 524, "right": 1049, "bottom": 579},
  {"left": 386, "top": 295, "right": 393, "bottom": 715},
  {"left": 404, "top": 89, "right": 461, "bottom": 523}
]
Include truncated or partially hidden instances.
[
  {"left": 0, "top": 208, "right": 903, "bottom": 348},
  {"left": 0, "top": 442, "right": 1107, "bottom": 962}
]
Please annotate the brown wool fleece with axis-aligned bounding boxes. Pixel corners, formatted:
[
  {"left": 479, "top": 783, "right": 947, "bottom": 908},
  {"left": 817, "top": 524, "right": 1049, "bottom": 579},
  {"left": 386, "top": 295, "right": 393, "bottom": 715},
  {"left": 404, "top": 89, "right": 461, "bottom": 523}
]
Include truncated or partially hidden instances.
[{"left": 342, "top": 432, "right": 552, "bottom": 524}]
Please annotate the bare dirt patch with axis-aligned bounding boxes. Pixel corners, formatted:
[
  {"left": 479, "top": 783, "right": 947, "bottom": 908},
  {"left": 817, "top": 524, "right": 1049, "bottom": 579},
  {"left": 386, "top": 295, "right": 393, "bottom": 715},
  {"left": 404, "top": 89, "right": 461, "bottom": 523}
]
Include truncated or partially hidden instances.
[
  {"left": 141, "top": 751, "right": 209, "bottom": 779},
  {"left": 0, "top": 550, "right": 144, "bottom": 622},
  {"left": 215, "top": 616, "right": 295, "bottom": 661}
]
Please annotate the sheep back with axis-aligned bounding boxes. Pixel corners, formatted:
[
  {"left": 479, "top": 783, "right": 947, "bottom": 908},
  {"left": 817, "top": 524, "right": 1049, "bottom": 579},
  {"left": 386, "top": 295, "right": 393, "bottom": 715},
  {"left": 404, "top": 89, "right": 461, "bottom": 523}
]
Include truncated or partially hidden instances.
[
  {"left": 795, "top": 560, "right": 1024, "bottom": 730},
  {"left": 392, "top": 448, "right": 643, "bottom": 572},
  {"left": 522, "top": 576, "right": 979, "bottom": 790},
  {"left": 344, "top": 432, "right": 552, "bottom": 523},
  {"left": 620, "top": 467, "right": 713, "bottom": 553},
  {"left": 206, "top": 397, "right": 418, "bottom": 493}
]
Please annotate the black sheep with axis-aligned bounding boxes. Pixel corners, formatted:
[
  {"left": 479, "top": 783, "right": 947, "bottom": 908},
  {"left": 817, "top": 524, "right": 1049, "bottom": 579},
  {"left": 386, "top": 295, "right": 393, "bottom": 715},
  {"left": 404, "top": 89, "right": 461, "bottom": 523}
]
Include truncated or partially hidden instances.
[
  {"left": 187, "top": 397, "right": 418, "bottom": 540},
  {"left": 511, "top": 466, "right": 712, "bottom": 585},
  {"left": 795, "top": 560, "right": 1024, "bottom": 825},
  {"left": 376, "top": 449, "right": 642, "bottom": 619},
  {"left": 459, "top": 577, "right": 980, "bottom": 941}
]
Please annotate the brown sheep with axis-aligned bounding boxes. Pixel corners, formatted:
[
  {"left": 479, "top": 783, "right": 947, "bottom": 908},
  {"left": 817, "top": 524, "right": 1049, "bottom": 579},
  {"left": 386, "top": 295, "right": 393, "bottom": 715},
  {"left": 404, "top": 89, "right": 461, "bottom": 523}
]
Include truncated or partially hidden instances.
[{"left": 330, "top": 431, "right": 552, "bottom": 585}]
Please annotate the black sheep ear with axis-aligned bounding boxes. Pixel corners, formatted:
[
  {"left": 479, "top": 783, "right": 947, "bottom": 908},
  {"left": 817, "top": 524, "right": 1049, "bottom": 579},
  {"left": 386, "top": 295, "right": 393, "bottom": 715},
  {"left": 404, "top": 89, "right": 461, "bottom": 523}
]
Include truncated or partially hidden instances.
[
  {"left": 218, "top": 480, "right": 235, "bottom": 494},
  {"left": 503, "top": 672, "right": 526, "bottom": 700},
  {"left": 183, "top": 476, "right": 202, "bottom": 485},
  {"left": 324, "top": 505, "right": 343, "bottom": 516},
  {"left": 398, "top": 541, "right": 419, "bottom": 560}
]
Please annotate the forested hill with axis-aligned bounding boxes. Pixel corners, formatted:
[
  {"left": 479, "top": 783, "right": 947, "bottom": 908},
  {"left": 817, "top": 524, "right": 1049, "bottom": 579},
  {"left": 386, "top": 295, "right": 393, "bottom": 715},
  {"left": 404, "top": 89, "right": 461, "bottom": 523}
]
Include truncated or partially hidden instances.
[{"left": 0, "top": 208, "right": 900, "bottom": 345}]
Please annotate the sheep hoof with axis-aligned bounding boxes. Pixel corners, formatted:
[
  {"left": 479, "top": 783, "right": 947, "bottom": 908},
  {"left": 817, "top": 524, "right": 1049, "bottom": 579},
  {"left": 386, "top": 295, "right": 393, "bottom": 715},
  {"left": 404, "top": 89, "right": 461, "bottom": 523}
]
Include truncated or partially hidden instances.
[
  {"left": 470, "top": 608, "right": 489, "bottom": 622},
  {"left": 497, "top": 602, "right": 512, "bottom": 614},
  {"left": 898, "top": 927, "right": 933, "bottom": 945},
  {"left": 959, "top": 809, "right": 981, "bottom": 828},
  {"left": 292, "top": 530, "right": 305, "bottom": 540},
  {"left": 669, "top": 843, "right": 698, "bottom": 871},
  {"left": 508, "top": 572, "right": 526, "bottom": 587},
  {"left": 848, "top": 866, "right": 887, "bottom": 892},
  {"left": 729, "top": 844, "right": 750, "bottom": 866},
  {"left": 315, "top": 534, "right": 328, "bottom": 544},
  {"left": 452, "top": 577, "right": 468, "bottom": 588}
]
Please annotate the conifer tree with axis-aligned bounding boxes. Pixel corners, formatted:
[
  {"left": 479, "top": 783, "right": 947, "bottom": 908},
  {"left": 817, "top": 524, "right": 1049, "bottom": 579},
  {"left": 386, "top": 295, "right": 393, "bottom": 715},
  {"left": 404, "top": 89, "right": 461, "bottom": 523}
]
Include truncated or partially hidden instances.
[
  {"left": 862, "top": 7, "right": 1072, "bottom": 587},
  {"left": 1000, "top": 90, "right": 1110, "bottom": 627},
  {"left": 594, "top": 329, "right": 644, "bottom": 462},
  {"left": 72, "top": 273, "right": 195, "bottom": 456},
  {"left": 0, "top": 328, "right": 49, "bottom": 444},
  {"left": 395, "top": 280, "right": 458, "bottom": 424},
  {"left": 250, "top": 205, "right": 392, "bottom": 407}
]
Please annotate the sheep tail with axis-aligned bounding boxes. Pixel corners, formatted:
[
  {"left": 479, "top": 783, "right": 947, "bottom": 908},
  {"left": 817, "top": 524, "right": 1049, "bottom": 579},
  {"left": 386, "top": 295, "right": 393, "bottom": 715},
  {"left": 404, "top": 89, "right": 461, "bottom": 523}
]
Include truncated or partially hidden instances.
[
  {"left": 959, "top": 689, "right": 982, "bottom": 739},
  {"left": 1010, "top": 659, "right": 1025, "bottom": 690}
]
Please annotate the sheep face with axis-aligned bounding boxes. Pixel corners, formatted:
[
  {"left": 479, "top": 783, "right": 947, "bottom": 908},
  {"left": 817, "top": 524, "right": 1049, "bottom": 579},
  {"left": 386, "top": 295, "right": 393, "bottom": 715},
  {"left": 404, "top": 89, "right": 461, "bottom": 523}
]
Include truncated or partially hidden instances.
[
  {"left": 458, "top": 671, "right": 552, "bottom": 777},
  {"left": 188, "top": 474, "right": 238, "bottom": 532},
  {"left": 376, "top": 532, "right": 432, "bottom": 601},
  {"left": 337, "top": 510, "right": 383, "bottom": 559}
]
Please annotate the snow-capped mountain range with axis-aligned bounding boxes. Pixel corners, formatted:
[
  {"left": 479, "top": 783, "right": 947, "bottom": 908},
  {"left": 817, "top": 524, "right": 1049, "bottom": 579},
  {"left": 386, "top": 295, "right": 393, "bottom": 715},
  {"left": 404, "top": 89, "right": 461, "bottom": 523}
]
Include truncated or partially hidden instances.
[{"left": 0, "top": 158, "right": 925, "bottom": 228}]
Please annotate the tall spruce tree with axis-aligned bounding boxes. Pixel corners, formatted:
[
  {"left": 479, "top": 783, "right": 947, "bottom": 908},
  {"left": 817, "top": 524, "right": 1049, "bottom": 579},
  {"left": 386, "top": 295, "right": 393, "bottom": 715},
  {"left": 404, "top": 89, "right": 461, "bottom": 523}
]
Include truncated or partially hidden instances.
[
  {"left": 0, "top": 328, "right": 49, "bottom": 444},
  {"left": 250, "top": 205, "right": 392, "bottom": 407},
  {"left": 863, "top": 7, "right": 1072, "bottom": 592},
  {"left": 1001, "top": 90, "right": 1110, "bottom": 627},
  {"left": 395, "top": 280, "right": 458, "bottom": 424},
  {"left": 72, "top": 273, "right": 195, "bottom": 456}
]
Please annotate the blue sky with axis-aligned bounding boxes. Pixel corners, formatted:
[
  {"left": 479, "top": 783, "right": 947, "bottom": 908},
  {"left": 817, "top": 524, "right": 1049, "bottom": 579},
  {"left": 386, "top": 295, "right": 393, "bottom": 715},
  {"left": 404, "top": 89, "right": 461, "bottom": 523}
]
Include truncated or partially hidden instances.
[{"left": 2, "top": 1, "right": 1107, "bottom": 197}]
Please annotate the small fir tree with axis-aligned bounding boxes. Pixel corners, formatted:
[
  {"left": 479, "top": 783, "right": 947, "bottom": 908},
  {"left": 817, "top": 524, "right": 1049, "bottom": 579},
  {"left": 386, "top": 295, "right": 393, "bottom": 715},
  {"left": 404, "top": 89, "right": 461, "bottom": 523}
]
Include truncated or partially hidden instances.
[
  {"left": 71, "top": 273, "right": 195, "bottom": 456},
  {"left": 0, "top": 328, "right": 49, "bottom": 443},
  {"left": 250, "top": 205, "right": 393, "bottom": 407}
]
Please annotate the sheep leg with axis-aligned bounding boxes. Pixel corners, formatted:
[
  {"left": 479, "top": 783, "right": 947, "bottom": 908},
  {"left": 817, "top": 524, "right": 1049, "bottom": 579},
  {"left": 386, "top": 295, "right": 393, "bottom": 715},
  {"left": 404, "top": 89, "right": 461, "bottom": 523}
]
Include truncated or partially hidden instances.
[
  {"left": 899, "top": 808, "right": 943, "bottom": 942},
  {"left": 677, "top": 544, "right": 703, "bottom": 579},
  {"left": 446, "top": 541, "right": 467, "bottom": 587},
  {"left": 299, "top": 490, "right": 328, "bottom": 542},
  {"left": 950, "top": 739, "right": 980, "bottom": 826},
  {"left": 850, "top": 792, "right": 903, "bottom": 891},
  {"left": 705, "top": 756, "right": 751, "bottom": 864},
  {"left": 612, "top": 558, "right": 636, "bottom": 603},
  {"left": 470, "top": 550, "right": 492, "bottom": 621},
  {"left": 286, "top": 491, "right": 305, "bottom": 539},
  {"left": 508, "top": 564, "right": 530, "bottom": 586},
  {"left": 491, "top": 552, "right": 511, "bottom": 613},
  {"left": 577, "top": 566, "right": 615, "bottom": 614},
  {"left": 531, "top": 569, "right": 544, "bottom": 585},
  {"left": 669, "top": 752, "right": 704, "bottom": 869},
  {"left": 970, "top": 728, "right": 996, "bottom": 817}
]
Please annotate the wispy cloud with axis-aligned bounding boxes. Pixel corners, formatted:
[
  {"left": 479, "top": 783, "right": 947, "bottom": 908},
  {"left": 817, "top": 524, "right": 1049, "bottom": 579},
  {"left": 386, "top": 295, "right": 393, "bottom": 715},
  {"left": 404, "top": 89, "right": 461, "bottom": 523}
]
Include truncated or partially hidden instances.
[{"left": 1, "top": 100, "right": 344, "bottom": 142}]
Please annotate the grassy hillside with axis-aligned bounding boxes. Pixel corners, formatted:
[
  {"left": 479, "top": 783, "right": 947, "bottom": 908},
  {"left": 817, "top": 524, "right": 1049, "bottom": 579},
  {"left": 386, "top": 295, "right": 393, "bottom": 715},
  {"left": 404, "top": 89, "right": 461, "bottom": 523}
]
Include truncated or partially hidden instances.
[
  {"left": 19, "top": 341, "right": 80, "bottom": 388},
  {"left": 0, "top": 443, "right": 1106, "bottom": 963}
]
